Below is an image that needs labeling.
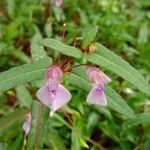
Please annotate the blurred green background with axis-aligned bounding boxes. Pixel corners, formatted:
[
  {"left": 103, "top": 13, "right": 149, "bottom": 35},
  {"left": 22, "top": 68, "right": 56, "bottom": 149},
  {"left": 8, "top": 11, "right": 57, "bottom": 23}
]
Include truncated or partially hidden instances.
[{"left": 0, "top": 0, "right": 150, "bottom": 149}]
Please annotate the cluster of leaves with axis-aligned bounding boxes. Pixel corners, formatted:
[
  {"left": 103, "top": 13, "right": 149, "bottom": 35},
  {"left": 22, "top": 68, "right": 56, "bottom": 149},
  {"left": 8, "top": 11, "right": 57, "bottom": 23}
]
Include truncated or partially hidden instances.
[{"left": 0, "top": 0, "right": 150, "bottom": 149}]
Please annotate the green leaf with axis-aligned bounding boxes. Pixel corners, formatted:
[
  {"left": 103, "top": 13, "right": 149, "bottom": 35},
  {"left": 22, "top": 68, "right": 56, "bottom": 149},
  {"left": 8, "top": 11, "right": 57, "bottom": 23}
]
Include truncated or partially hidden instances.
[
  {"left": 0, "top": 142, "right": 7, "bottom": 150},
  {"left": 79, "top": 137, "right": 89, "bottom": 148},
  {"left": 16, "top": 85, "right": 32, "bottom": 108},
  {"left": 39, "top": 38, "right": 83, "bottom": 59},
  {"left": 53, "top": 6, "right": 64, "bottom": 22},
  {"left": 92, "top": 106, "right": 113, "bottom": 120},
  {"left": 0, "top": 57, "right": 52, "bottom": 91},
  {"left": 87, "top": 43, "right": 150, "bottom": 96},
  {"left": 8, "top": 133, "right": 23, "bottom": 150},
  {"left": 44, "top": 22, "right": 52, "bottom": 38},
  {"left": 82, "top": 26, "right": 99, "bottom": 48},
  {"left": 144, "top": 137, "right": 150, "bottom": 150},
  {"left": 138, "top": 23, "right": 148, "bottom": 44},
  {"left": 0, "top": 107, "right": 29, "bottom": 141},
  {"left": 27, "top": 101, "right": 50, "bottom": 150},
  {"left": 10, "top": 49, "right": 30, "bottom": 63},
  {"left": 63, "top": 105, "right": 81, "bottom": 118},
  {"left": 69, "top": 67, "right": 135, "bottom": 118},
  {"left": 0, "top": 45, "right": 30, "bottom": 63},
  {"left": 123, "top": 112, "right": 150, "bottom": 128},
  {"left": 6, "top": 0, "right": 15, "bottom": 19},
  {"left": 86, "top": 112, "right": 99, "bottom": 136},
  {"left": 71, "top": 128, "right": 88, "bottom": 149},
  {"left": 105, "top": 86, "right": 135, "bottom": 119},
  {"left": 31, "top": 33, "right": 47, "bottom": 60},
  {"left": 5, "top": 17, "right": 25, "bottom": 42},
  {"left": 71, "top": 129, "right": 81, "bottom": 150},
  {"left": 53, "top": 113, "right": 73, "bottom": 129},
  {"left": 99, "top": 120, "right": 120, "bottom": 142},
  {"left": 0, "top": 42, "right": 7, "bottom": 53},
  {"left": 45, "top": 127, "right": 66, "bottom": 150}
]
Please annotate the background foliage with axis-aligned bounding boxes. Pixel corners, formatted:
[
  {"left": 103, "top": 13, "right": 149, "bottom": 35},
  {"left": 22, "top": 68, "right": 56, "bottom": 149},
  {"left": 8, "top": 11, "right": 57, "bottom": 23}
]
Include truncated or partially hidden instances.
[{"left": 0, "top": 0, "right": 150, "bottom": 149}]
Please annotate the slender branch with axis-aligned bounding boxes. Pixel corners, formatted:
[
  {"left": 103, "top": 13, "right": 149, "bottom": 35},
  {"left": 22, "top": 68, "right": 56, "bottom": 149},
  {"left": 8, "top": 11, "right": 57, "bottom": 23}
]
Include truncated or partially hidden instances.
[
  {"left": 62, "top": 23, "right": 66, "bottom": 42},
  {"left": 61, "top": 37, "right": 81, "bottom": 70},
  {"left": 64, "top": 112, "right": 75, "bottom": 127},
  {"left": 44, "top": 0, "right": 51, "bottom": 22},
  {"left": 61, "top": 57, "right": 72, "bottom": 70},
  {"left": 57, "top": 23, "right": 67, "bottom": 65},
  {"left": 87, "top": 138, "right": 107, "bottom": 150},
  {"left": 71, "top": 64, "right": 88, "bottom": 69},
  {"left": 66, "top": 64, "right": 88, "bottom": 72}
]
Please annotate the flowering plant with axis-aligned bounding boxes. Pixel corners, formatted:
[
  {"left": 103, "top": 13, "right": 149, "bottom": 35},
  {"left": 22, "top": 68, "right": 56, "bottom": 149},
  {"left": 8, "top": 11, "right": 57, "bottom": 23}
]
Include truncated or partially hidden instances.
[{"left": 0, "top": 2, "right": 149, "bottom": 148}]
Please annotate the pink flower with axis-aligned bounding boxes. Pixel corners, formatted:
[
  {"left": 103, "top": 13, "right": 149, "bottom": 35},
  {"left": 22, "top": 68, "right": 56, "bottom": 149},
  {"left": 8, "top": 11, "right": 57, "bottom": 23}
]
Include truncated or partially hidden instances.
[
  {"left": 53, "top": 0, "right": 63, "bottom": 7},
  {"left": 36, "top": 65, "right": 71, "bottom": 112},
  {"left": 23, "top": 113, "right": 32, "bottom": 135},
  {"left": 86, "top": 66, "right": 111, "bottom": 106}
]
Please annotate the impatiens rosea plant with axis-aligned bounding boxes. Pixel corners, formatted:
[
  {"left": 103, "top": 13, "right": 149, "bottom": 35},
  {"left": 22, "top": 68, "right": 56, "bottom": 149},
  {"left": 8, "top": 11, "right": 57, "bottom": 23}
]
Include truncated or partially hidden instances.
[{"left": 0, "top": 24, "right": 150, "bottom": 149}]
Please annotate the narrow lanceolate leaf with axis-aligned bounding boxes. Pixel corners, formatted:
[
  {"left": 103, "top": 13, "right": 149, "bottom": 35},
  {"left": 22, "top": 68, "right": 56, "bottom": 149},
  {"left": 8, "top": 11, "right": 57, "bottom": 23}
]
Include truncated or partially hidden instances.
[
  {"left": 16, "top": 85, "right": 33, "bottom": 108},
  {"left": 82, "top": 26, "right": 99, "bottom": 48},
  {"left": 105, "top": 86, "right": 135, "bottom": 118},
  {"left": 39, "top": 38, "right": 83, "bottom": 59},
  {"left": 31, "top": 33, "right": 46, "bottom": 60},
  {"left": 5, "top": 17, "right": 25, "bottom": 42},
  {"left": 53, "top": 113, "right": 73, "bottom": 129},
  {"left": 0, "top": 45, "right": 30, "bottom": 63},
  {"left": 0, "top": 142, "right": 7, "bottom": 150},
  {"left": 45, "top": 127, "right": 66, "bottom": 150},
  {"left": 69, "top": 67, "right": 135, "bottom": 118},
  {"left": 7, "top": 133, "right": 23, "bottom": 150},
  {"left": 0, "top": 57, "right": 52, "bottom": 91},
  {"left": 87, "top": 43, "right": 150, "bottom": 96},
  {"left": 71, "top": 129, "right": 81, "bottom": 150},
  {"left": 0, "top": 107, "right": 29, "bottom": 141},
  {"left": 0, "top": 42, "right": 7, "bottom": 53},
  {"left": 123, "top": 112, "right": 150, "bottom": 128},
  {"left": 27, "top": 101, "right": 50, "bottom": 150}
]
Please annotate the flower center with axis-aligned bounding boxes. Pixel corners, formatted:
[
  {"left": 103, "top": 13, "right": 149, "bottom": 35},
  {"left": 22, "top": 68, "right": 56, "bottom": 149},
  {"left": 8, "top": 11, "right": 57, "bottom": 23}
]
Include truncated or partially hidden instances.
[{"left": 96, "top": 86, "right": 104, "bottom": 94}]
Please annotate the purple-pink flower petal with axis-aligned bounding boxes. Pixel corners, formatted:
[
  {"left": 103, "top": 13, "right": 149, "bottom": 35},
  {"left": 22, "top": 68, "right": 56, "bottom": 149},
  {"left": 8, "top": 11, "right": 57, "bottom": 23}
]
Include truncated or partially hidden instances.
[
  {"left": 53, "top": 0, "right": 62, "bottom": 7},
  {"left": 23, "top": 113, "right": 32, "bottom": 135},
  {"left": 36, "top": 65, "right": 71, "bottom": 112},
  {"left": 45, "top": 65, "right": 62, "bottom": 90},
  {"left": 45, "top": 65, "right": 62, "bottom": 81},
  {"left": 50, "top": 84, "right": 71, "bottom": 112},
  {"left": 86, "top": 66, "right": 111, "bottom": 106},
  {"left": 86, "top": 86, "right": 107, "bottom": 106},
  {"left": 87, "top": 66, "right": 111, "bottom": 86},
  {"left": 36, "top": 84, "right": 52, "bottom": 108},
  {"left": 36, "top": 84, "right": 71, "bottom": 112}
]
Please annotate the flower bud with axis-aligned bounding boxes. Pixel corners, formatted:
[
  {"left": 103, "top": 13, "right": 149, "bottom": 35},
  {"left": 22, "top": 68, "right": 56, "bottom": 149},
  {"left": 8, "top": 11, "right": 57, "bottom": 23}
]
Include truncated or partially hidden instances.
[{"left": 89, "top": 44, "right": 97, "bottom": 53}]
